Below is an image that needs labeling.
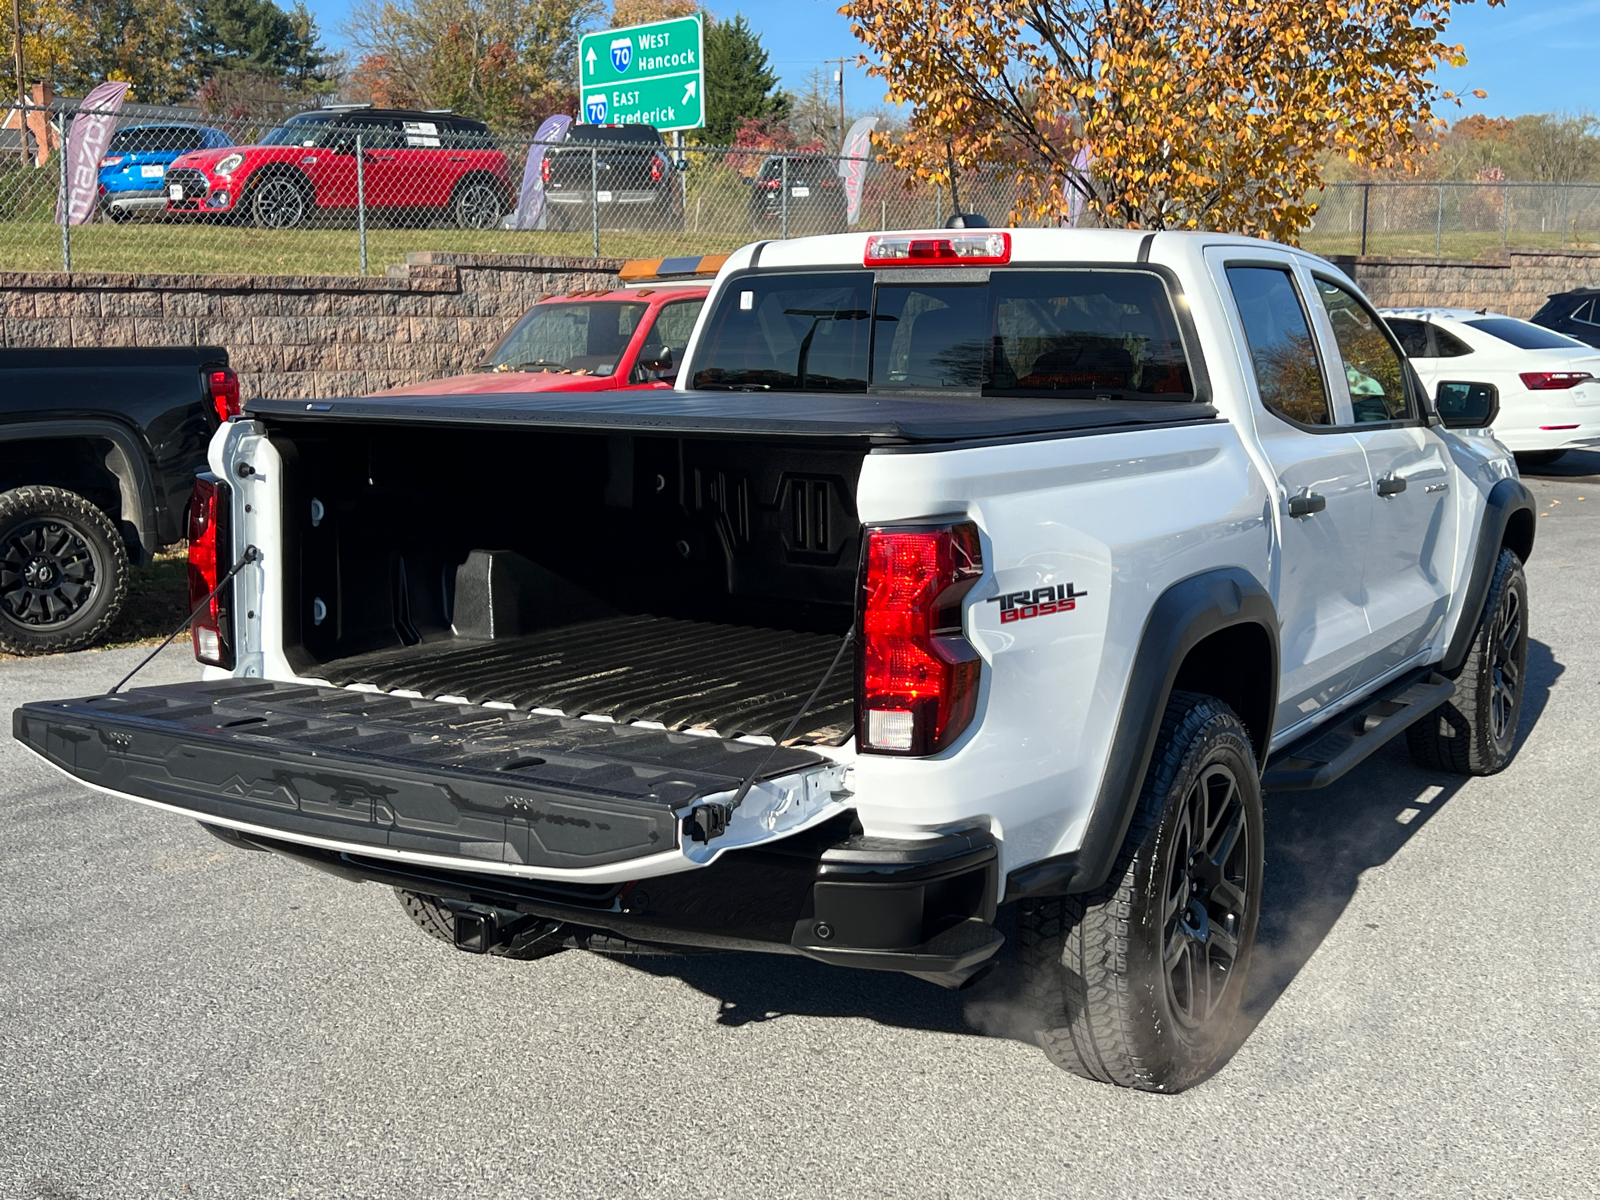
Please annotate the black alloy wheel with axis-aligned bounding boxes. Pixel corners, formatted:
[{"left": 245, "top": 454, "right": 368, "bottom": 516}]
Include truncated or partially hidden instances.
[
  {"left": 251, "top": 177, "right": 308, "bottom": 229},
  {"left": 453, "top": 180, "right": 503, "bottom": 230},
  {"left": 1162, "top": 761, "right": 1251, "bottom": 1030},
  {"left": 1407, "top": 547, "right": 1529, "bottom": 776},
  {"left": 1018, "top": 692, "right": 1264, "bottom": 1092},
  {"left": 0, "top": 486, "right": 129, "bottom": 655}
]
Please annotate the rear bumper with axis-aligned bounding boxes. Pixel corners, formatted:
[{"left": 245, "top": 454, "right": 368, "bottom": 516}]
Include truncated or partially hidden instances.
[{"left": 12, "top": 680, "right": 846, "bottom": 884}]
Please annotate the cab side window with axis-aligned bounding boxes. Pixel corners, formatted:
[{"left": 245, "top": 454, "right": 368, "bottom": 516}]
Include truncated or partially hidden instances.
[
  {"left": 1225, "top": 266, "right": 1332, "bottom": 426},
  {"left": 1313, "top": 279, "right": 1415, "bottom": 424},
  {"left": 632, "top": 299, "right": 705, "bottom": 383}
]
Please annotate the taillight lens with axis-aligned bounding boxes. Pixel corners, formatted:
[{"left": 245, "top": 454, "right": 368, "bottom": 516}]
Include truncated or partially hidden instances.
[
  {"left": 540, "top": 156, "right": 551, "bottom": 183},
  {"left": 188, "top": 474, "right": 235, "bottom": 668},
  {"left": 857, "top": 522, "right": 983, "bottom": 755},
  {"left": 208, "top": 366, "right": 240, "bottom": 423},
  {"left": 100, "top": 155, "right": 124, "bottom": 167},
  {"left": 651, "top": 156, "right": 663, "bottom": 182},
  {"left": 1519, "top": 371, "right": 1593, "bottom": 390}
]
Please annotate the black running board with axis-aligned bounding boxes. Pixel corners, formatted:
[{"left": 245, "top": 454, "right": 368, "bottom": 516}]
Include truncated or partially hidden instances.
[{"left": 1262, "top": 669, "right": 1455, "bottom": 792}]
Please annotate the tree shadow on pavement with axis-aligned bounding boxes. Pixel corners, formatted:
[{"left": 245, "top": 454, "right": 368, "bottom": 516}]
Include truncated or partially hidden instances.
[{"left": 615, "top": 639, "right": 1563, "bottom": 1050}]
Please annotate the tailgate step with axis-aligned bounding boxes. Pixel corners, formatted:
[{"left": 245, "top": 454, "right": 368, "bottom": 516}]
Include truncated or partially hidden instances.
[
  {"left": 14, "top": 680, "right": 830, "bottom": 874},
  {"left": 1263, "top": 669, "right": 1456, "bottom": 792}
]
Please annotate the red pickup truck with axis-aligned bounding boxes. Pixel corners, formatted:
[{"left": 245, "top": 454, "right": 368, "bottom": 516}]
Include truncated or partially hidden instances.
[{"left": 373, "top": 255, "right": 722, "bottom": 399}]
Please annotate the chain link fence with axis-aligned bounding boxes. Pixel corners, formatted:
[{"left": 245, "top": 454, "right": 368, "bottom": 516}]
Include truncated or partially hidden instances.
[
  {"left": 0, "top": 102, "right": 1052, "bottom": 277},
  {"left": 8, "top": 103, "right": 1600, "bottom": 275}
]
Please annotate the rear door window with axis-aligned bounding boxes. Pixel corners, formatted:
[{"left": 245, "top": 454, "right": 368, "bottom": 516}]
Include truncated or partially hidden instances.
[
  {"left": 1225, "top": 266, "right": 1332, "bottom": 426},
  {"left": 1385, "top": 318, "right": 1430, "bottom": 357}
]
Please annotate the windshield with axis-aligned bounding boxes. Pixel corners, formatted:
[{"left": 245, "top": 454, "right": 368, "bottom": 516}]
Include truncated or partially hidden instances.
[
  {"left": 259, "top": 117, "right": 334, "bottom": 147},
  {"left": 1465, "top": 317, "right": 1589, "bottom": 351},
  {"left": 481, "top": 301, "right": 648, "bottom": 375},
  {"left": 690, "top": 269, "right": 1194, "bottom": 398}
]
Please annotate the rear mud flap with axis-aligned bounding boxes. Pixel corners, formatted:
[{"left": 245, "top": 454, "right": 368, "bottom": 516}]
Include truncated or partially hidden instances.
[{"left": 14, "top": 679, "right": 836, "bottom": 877}]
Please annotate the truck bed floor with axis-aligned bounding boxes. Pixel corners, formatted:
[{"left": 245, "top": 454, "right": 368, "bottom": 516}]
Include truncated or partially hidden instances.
[{"left": 315, "top": 614, "right": 854, "bottom": 746}]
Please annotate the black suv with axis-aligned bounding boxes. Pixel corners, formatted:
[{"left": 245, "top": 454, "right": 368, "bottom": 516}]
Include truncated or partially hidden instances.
[
  {"left": 543, "top": 124, "right": 683, "bottom": 232},
  {"left": 1530, "top": 287, "right": 1600, "bottom": 349},
  {"left": 746, "top": 155, "right": 847, "bottom": 236}
]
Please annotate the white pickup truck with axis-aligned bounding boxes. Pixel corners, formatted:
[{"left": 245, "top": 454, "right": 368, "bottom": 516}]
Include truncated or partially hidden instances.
[{"left": 15, "top": 229, "right": 1536, "bottom": 1092}]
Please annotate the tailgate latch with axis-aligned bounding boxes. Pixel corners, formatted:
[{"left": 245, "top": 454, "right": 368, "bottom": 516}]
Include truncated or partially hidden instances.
[{"left": 683, "top": 802, "right": 730, "bottom": 844}]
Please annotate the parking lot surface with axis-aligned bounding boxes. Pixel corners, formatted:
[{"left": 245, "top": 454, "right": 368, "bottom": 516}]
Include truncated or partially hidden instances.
[{"left": 3, "top": 458, "right": 1597, "bottom": 1200}]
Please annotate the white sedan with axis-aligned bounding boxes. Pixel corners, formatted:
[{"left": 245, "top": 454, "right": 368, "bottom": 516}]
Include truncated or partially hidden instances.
[{"left": 1381, "top": 307, "right": 1600, "bottom": 466}]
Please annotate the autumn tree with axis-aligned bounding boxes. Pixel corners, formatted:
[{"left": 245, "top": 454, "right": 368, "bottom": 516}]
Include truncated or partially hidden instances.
[
  {"left": 609, "top": 0, "right": 696, "bottom": 26},
  {"left": 842, "top": 0, "right": 1506, "bottom": 239},
  {"left": 344, "top": 0, "right": 598, "bottom": 127}
]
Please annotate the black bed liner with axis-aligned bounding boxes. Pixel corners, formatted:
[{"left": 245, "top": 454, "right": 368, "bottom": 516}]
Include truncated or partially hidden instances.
[
  {"left": 14, "top": 680, "right": 829, "bottom": 871},
  {"left": 247, "top": 390, "right": 1215, "bottom": 444},
  {"left": 316, "top": 614, "right": 853, "bottom": 746}
]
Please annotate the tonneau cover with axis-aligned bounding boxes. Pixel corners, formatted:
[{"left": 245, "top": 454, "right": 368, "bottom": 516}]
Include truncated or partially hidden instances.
[
  {"left": 246, "top": 390, "right": 1216, "bottom": 444},
  {"left": 15, "top": 680, "right": 828, "bottom": 874}
]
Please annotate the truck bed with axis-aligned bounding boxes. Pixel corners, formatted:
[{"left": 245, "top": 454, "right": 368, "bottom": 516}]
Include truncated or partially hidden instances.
[
  {"left": 316, "top": 614, "right": 853, "bottom": 746},
  {"left": 247, "top": 390, "right": 1216, "bottom": 444}
]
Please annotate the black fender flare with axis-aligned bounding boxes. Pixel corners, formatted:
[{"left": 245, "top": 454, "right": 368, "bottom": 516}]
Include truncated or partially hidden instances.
[
  {"left": 1442, "top": 476, "right": 1535, "bottom": 675},
  {"left": 0, "top": 419, "right": 161, "bottom": 564},
  {"left": 1005, "top": 567, "right": 1279, "bottom": 901}
]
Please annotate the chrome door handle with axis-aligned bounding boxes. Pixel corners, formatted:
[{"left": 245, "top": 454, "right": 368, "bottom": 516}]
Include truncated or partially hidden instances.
[
  {"left": 1288, "top": 492, "right": 1327, "bottom": 518},
  {"left": 1376, "top": 475, "right": 1407, "bottom": 496}
]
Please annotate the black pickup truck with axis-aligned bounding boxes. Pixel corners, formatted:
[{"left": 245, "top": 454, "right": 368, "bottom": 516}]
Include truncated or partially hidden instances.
[
  {"left": 0, "top": 346, "right": 236, "bottom": 655},
  {"left": 543, "top": 123, "right": 684, "bottom": 232}
]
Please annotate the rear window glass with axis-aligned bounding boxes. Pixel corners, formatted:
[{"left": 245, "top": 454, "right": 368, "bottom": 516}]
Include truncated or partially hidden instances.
[
  {"left": 691, "top": 269, "right": 1194, "bottom": 398},
  {"left": 1465, "top": 317, "right": 1587, "bottom": 351},
  {"left": 108, "top": 126, "right": 208, "bottom": 153},
  {"left": 567, "top": 125, "right": 664, "bottom": 145}
]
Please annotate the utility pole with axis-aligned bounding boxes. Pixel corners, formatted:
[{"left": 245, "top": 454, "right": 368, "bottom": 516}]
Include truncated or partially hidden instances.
[
  {"left": 826, "top": 57, "right": 847, "bottom": 144},
  {"left": 11, "top": 0, "right": 25, "bottom": 168}
]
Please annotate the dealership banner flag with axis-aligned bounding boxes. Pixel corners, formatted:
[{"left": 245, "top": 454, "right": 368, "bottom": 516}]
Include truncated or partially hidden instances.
[
  {"left": 513, "top": 113, "right": 573, "bottom": 230},
  {"left": 57, "top": 81, "right": 131, "bottom": 226},
  {"left": 839, "top": 117, "right": 877, "bottom": 226}
]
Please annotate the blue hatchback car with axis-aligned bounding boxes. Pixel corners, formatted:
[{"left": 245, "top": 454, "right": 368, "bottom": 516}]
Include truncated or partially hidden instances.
[{"left": 98, "top": 123, "right": 234, "bottom": 221}]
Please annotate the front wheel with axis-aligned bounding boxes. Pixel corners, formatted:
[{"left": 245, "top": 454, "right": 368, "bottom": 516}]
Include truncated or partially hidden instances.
[
  {"left": 1019, "top": 692, "right": 1264, "bottom": 1092},
  {"left": 1407, "top": 548, "right": 1528, "bottom": 775},
  {"left": 250, "top": 176, "right": 308, "bottom": 229},
  {"left": 0, "top": 485, "right": 130, "bottom": 656}
]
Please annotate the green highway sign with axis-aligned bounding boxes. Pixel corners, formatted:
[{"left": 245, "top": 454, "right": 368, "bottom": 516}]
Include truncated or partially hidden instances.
[{"left": 579, "top": 14, "right": 705, "bottom": 132}]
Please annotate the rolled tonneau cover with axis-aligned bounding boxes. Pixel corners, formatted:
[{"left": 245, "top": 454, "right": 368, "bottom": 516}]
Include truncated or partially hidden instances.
[
  {"left": 245, "top": 390, "right": 1216, "bottom": 444},
  {"left": 14, "top": 680, "right": 827, "bottom": 875}
]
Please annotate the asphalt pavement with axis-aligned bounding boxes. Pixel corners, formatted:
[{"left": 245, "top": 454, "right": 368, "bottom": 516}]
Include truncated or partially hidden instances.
[{"left": 3, "top": 457, "right": 1598, "bottom": 1200}]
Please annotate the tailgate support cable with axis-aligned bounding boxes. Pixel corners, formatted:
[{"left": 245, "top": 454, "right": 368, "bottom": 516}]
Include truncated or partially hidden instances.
[
  {"left": 106, "top": 545, "right": 261, "bottom": 696},
  {"left": 685, "top": 628, "right": 854, "bottom": 844}
]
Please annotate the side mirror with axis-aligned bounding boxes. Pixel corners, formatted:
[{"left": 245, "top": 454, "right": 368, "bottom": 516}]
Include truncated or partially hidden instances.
[{"left": 1436, "top": 381, "right": 1500, "bottom": 429}]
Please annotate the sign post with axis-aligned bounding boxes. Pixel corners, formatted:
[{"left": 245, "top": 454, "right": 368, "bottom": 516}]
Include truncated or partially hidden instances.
[{"left": 578, "top": 14, "right": 705, "bottom": 132}]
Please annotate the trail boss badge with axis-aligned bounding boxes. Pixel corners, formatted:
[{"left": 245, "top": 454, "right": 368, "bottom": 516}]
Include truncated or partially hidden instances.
[{"left": 988, "top": 583, "right": 1088, "bottom": 624}]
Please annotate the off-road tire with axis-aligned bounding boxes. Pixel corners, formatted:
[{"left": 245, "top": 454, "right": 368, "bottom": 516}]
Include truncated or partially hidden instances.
[
  {"left": 1514, "top": 450, "right": 1566, "bottom": 470},
  {"left": 394, "top": 889, "right": 565, "bottom": 960},
  {"left": 0, "top": 485, "right": 129, "bottom": 656},
  {"left": 1018, "top": 692, "right": 1264, "bottom": 1092},
  {"left": 1407, "top": 548, "right": 1528, "bottom": 775}
]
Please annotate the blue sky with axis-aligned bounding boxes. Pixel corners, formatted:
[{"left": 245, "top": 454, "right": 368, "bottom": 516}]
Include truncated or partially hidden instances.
[{"left": 301, "top": 0, "right": 1592, "bottom": 123}]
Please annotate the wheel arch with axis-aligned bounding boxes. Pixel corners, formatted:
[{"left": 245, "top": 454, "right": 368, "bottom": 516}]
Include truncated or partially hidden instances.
[
  {"left": 0, "top": 422, "right": 161, "bottom": 564},
  {"left": 451, "top": 169, "right": 512, "bottom": 209},
  {"left": 1443, "top": 476, "right": 1535, "bottom": 676},
  {"left": 1004, "top": 567, "right": 1278, "bottom": 902}
]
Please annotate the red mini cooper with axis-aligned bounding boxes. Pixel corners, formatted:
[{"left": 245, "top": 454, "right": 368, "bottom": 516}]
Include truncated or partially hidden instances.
[{"left": 164, "top": 107, "right": 513, "bottom": 229}]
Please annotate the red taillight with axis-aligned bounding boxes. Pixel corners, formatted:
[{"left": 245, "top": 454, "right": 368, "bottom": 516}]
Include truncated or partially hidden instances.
[
  {"left": 651, "top": 156, "right": 663, "bottom": 182},
  {"left": 188, "top": 474, "right": 234, "bottom": 668},
  {"left": 208, "top": 366, "right": 240, "bottom": 423},
  {"left": 865, "top": 232, "right": 1011, "bottom": 266},
  {"left": 1519, "top": 371, "right": 1593, "bottom": 390},
  {"left": 540, "top": 156, "right": 551, "bottom": 184},
  {"left": 857, "top": 522, "right": 983, "bottom": 755}
]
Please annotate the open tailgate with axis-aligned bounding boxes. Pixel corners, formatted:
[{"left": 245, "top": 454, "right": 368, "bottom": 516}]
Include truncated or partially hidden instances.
[{"left": 13, "top": 680, "right": 830, "bottom": 875}]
